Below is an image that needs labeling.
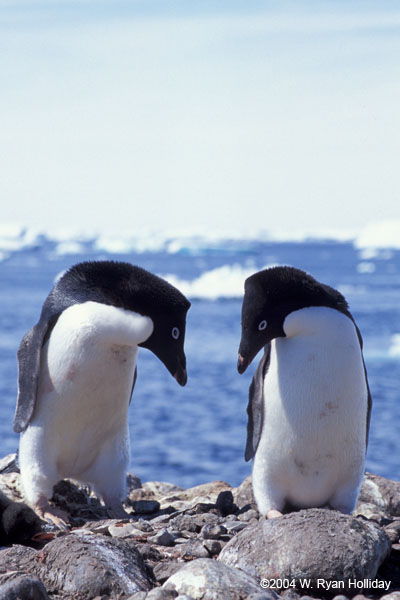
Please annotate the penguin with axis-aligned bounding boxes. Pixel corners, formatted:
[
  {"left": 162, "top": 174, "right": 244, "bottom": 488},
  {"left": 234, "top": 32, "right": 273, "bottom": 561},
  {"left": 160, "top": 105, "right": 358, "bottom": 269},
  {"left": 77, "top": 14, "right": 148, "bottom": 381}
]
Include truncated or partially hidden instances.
[
  {"left": 13, "top": 260, "right": 190, "bottom": 527},
  {"left": 237, "top": 266, "right": 371, "bottom": 519}
]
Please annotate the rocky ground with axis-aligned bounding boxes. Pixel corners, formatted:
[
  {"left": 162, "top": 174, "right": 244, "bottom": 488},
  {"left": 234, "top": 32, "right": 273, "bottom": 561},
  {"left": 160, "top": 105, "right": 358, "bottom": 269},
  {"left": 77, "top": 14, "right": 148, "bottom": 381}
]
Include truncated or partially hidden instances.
[{"left": 0, "top": 455, "right": 399, "bottom": 600}]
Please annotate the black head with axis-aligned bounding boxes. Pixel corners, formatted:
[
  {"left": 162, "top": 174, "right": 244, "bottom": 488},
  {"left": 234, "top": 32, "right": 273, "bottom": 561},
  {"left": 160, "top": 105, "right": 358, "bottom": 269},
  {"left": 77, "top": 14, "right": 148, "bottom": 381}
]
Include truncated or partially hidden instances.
[
  {"left": 238, "top": 266, "right": 350, "bottom": 374},
  {"left": 51, "top": 261, "right": 191, "bottom": 385}
]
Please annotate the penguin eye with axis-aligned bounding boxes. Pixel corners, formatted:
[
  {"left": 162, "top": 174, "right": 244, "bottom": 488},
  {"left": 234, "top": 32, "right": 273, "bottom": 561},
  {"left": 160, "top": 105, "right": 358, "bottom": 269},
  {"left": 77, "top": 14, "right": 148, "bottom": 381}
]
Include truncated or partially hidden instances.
[
  {"left": 172, "top": 327, "right": 180, "bottom": 340},
  {"left": 258, "top": 319, "right": 267, "bottom": 331}
]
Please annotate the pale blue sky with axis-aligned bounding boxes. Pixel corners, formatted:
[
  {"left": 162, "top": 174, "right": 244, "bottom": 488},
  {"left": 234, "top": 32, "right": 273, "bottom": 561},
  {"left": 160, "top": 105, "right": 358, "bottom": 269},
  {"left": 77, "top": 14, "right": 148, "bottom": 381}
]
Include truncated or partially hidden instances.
[{"left": 1, "top": 1, "right": 400, "bottom": 237}]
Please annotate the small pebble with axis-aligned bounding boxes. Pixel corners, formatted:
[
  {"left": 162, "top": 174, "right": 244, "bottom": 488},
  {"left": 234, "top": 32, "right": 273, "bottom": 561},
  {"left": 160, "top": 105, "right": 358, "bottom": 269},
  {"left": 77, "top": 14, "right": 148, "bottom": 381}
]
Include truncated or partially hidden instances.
[
  {"left": 134, "top": 519, "right": 154, "bottom": 532},
  {"left": 201, "top": 523, "right": 227, "bottom": 540},
  {"left": 131, "top": 500, "right": 160, "bottom": 514},
  {"left": 182, "top": 539, "right": 209, "bottom": 559},
  {"left": 145, "top": 588, "right": 178, "bottom": 599},
  {"left": 108, "top": 523, "right": 145, "bottom": 538},
  {"left": 224, "top": 521, "right": 248, "bottom": 533},
  {"left": 203, "top": 538, "right": 222, "bottom": 555},
  {"left": 148, "top": 528, "right": 174, "bottom": 547},
  {"left": 238, "top": 508, "right": 259, "bottom": 521}
]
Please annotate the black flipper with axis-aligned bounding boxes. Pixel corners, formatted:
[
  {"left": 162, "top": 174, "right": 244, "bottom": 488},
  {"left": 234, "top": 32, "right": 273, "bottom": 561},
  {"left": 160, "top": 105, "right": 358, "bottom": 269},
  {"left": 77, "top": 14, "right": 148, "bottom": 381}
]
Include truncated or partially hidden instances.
[
  {"left": 245, "top": 343, "right": 271, "bottom": 462},
  {"left": 13, "top": 310, "right": 61, "bottom": 434},
  {"left": 129, "top": 366, "right": 138, "bottom": 404},
  {"left": 353, "top": 323, "right": 372, "bottom": 449}
]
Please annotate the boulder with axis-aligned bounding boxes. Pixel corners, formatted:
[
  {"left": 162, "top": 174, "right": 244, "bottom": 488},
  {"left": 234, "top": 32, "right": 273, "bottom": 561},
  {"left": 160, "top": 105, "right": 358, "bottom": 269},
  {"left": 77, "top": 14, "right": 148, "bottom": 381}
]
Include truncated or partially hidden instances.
[
  {"left": 356, "top": 473, "right": 400, "bottom": 520},
  {"left": 218, "top": 508, "right": 391, "bottom": 592},
  {"left": 0, "top": 533, "right": 151, "bottom": 599},
  {"left": 0, "top": 574, "right": 49, "bottom": 600},
  {"left": 163, "top": 557, "right": 263, "bottom": 599}
]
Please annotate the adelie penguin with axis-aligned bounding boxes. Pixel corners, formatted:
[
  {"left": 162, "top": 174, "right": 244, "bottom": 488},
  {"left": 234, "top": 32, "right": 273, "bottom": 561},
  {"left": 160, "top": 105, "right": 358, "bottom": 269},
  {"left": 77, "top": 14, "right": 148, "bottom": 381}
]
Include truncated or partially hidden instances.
[
  {"left": 238, "top": 266, "right": 371, "bottom": 519},
  {"left": 13, "top": 260, "right": 190, "bottom": 527}
]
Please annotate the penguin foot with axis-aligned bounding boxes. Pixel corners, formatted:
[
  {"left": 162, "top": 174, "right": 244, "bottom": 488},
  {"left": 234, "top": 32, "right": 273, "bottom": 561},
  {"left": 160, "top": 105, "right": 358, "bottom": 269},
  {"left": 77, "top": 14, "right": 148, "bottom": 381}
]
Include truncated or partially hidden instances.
[
  {"left": 266, "top": 509, "right": 283, "bottom": 519},
  {"left": 35, "top": 497, "right": 70, "bottom": 531}
]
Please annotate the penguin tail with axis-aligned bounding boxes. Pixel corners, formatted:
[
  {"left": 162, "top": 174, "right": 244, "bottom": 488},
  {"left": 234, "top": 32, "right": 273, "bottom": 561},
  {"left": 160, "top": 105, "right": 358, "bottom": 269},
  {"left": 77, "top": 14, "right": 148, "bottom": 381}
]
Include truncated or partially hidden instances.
[{"left": 0, "top": 452, "right": 20, "bottom": 474}]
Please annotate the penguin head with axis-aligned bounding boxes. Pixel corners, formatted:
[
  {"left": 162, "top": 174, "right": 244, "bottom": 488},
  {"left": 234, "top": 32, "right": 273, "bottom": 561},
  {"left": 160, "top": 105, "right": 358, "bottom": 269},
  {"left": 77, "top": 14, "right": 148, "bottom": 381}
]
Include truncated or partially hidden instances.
[
  {"left": 56, "top": 261, "right": 191, "bottom": 385},
  {"left": 237, "top": 266, "right": 349, "bottom": 374},
  {"left": 138, "top": 307, "right": 189, "bottom": 386}
]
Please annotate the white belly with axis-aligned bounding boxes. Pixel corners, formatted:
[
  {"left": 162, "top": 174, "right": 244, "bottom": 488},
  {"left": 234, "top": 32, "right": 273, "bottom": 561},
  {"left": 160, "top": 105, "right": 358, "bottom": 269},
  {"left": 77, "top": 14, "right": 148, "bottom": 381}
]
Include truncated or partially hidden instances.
[
  {"left": 254, "top": 307, "right": 368, "bottom": 511},
  {"left": 19, "top": 302, "right": 152, "bottom": 487}
]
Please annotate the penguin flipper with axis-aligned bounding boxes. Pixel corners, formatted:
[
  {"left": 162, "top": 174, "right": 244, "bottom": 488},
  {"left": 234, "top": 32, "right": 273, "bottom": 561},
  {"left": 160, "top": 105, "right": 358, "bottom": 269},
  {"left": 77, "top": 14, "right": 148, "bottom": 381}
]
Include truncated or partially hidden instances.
[
  {"left": 353, "top": 322, "right": 372, "bottom": 449},
  {"left": 129, "top": 366, "right": 138, "bottom": 404},
  {"left": 245, "top": 343, "right": 271, "bottom": 462},
  {"left": 13, "top": 314, "right": 57, "bottom": 433}
]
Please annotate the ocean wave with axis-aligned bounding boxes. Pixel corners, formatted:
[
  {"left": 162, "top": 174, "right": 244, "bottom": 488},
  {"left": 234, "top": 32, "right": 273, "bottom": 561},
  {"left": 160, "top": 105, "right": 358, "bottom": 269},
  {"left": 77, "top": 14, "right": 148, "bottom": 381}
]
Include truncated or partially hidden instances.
[{"left": 162, "top": 263, "right": 277, "bottom": 300}]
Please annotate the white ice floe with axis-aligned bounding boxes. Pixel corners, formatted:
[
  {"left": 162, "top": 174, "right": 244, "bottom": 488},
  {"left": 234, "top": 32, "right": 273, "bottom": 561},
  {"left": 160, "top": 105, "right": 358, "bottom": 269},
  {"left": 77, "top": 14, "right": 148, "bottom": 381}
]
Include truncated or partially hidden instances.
[
  {"left": 355, "top": 220, "right": 400, "bottom": 250},
  {"left": 162, "top": 263, "right": 277, "bottom": 300}
]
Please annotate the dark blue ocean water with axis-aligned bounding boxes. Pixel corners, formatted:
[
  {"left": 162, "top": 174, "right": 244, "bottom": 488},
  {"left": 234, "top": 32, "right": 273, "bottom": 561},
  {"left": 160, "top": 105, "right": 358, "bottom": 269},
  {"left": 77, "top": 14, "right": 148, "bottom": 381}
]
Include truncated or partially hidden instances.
[{"left": 0, "top": 234, "right": 399, "bottom": 487}]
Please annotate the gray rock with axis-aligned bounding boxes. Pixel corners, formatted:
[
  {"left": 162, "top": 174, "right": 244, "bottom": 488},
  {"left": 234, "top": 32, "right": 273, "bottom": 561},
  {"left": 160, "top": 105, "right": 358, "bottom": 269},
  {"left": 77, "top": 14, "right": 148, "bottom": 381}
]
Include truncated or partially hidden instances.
[
  {"left": 143, "top": 481, "right": 185, "bottom": 496},
  {"left": 381, "top": 594, "right": 400, "bottom": 600},
  {"left": 148, "top": 528, "right": 175, "bottom": 546},
  {"left": 356, "top": 472, "right": 400, "bottom": 518},
  {"left": 0, "top": 545, "right": 37, "bottom": 572},
  {"left": 232, "top": 475, "right": 255, "bottom": 510},
  {"left": 163, "top": 557, "right": 261, "bottom": 599},
  {"left": 224, "top": 521, "right": 248, "bottom": 533},
  {"left": 181, "top": 539, "right": 209, "bottom": 559},
  {"left": 0, "top": 472, "right": 23, "bottom": 503},
  {"left": 127, "top": 593, "right": 148, "bottom": 600},
  {"left": 126, "top": 472, "right": 142, "bottom": 492},
  {"left": 0, "top": 575, "right": 49, "bottom": 600},
  {"left": 200, "top": 523, "right": 227, "bottom": 539},
  {"left": 202, "top": 539, "right": 223, "bottom": 555},
  {"left": 218, "top": 508, "right": 391, "bottom": 591},
  {"left": 135, "top": 519, "right": 155, "bottom": 532},
  {"left": 161, "top": 481, "right": 232, "bottom": 505},
  {"left": 237, "top": 508, "right": 259, "bottom": 522},
  {"left": 247, "top": 593, "right": 279, "bottom": 600},
  {"left": 169, "top": 515, "right": 200, "bottom": 533},
  {"left": 108, "top": 522, "right": 147, "bottom": 538},
  {"left": 0, "top": 533, "right": 151, "bottom": 598},
  {"left": 153, "top": 560, "right": 182, "bottom": 584},
  {"left": 145, "top": 588, "right": 178, "bottom": 599},
  {"left": 132, "top": 500, "right": 161, "bottom": 514}
]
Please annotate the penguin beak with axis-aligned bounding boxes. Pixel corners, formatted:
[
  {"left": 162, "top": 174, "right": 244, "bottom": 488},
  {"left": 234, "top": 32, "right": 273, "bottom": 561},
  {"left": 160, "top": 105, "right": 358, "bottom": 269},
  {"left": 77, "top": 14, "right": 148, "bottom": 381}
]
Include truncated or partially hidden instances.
[
  {"left": 237, "top": 334, "right": 264, "bottom": 374},
  {"left": 237, "top": 353, "right": 249, "bottom": 374},
  {"left": 172, "top": 352, "right": 188, "bottom": 386},
  {"left": 174, "top": 367, "right": 187, "bottom": 386}
]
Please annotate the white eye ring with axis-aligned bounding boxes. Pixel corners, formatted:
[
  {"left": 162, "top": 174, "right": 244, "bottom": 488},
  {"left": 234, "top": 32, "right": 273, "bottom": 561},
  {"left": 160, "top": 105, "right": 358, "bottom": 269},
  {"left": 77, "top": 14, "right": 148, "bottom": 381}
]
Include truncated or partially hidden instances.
[
  {"left": 258, "top": 319, "right": 267, "bottom": 331},
  {"left": 172, "top": 327, "right": 180, "bottom": 340}
]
